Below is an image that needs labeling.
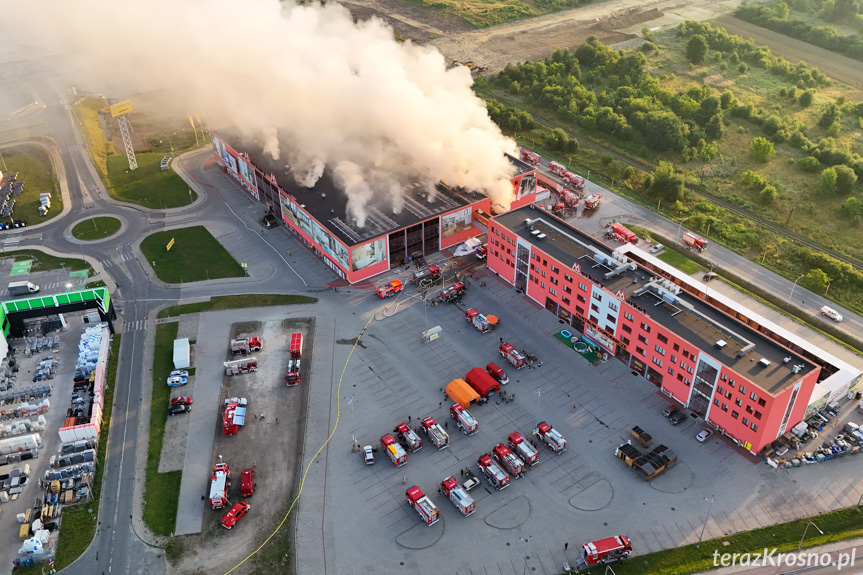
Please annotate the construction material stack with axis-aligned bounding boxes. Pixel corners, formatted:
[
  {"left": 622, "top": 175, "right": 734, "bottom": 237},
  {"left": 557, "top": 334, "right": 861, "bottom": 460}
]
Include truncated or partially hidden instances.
[
  {"left": 441, "top": 476, "right": 476, "bottom": 516},
  {"left": 421, "top": 417, "right": 449, "bottom": 450},
  {"left": 615, "top": 441, "right": 677, "bottom": 480},
  {"left": 405, "top": 485, "right": 440, "bottom": 526},
  {"left": 223, "top": 397, "right": 247, "bottom": 436}
]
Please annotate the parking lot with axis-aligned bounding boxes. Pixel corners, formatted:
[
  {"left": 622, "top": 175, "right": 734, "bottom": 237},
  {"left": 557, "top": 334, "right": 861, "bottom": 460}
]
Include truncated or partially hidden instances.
[{"left": 292, "top": 261, "right": 863, "bottom": 575}]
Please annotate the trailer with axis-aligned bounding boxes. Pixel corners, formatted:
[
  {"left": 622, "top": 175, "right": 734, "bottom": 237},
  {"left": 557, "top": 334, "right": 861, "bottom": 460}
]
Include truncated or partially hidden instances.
[
  {"left": 285, "top": 358, "right": 301, "bottom": 386},
  {"left": 223, "top": 358, "right": 258, "bottom": 376},
  {"left": 535, "top": 421, "right": 567, "bottom": 453},
  {"left": 615, "top": 441, "right": 677, "bottom": 480},
  {"left": 381, "top": 434, "right": 408, "bottom": 467},
  {"left": 492, "top": 443, "right": 525, "bottom": 478},
  {"left": 405, "top": 485, "right": 440, "bottom": 526},
  {"left": 465, "top": 309, "right": 498, "bottom": 332},
  {"left": 209, "top": 462, "right": 230, "bottom": 509},
  {"left": 231, "top": 336, "right": 262, "bottom": 354},
  {"left": 222, "top": 397, "right": 247, "bottom": 436},
  {"left": 450, "top": 404, "right": 478, "bottom": 435},
  {"left": 578, "top": 535, "right": 633, "bottom": 567},
  {"left": 394, "top": 422, "right": 423, "bottom": 452},
  {"left": 421, "top": 417, "right": 449, "bottom": 450},
  {"left": 289, "top": 333, "right": 303, "bottom": 358},
  {"left": 477, "top": 454, "right": 510, "bottom": 490},
  {"left": 441, "top": 476, "right": 476, "bottom": 516},
  {"left": 508, "top": 431, "right": 539, "bottom": 467},
  {"left": 499, "top": 342, "right": 526, "bottom": 369}
]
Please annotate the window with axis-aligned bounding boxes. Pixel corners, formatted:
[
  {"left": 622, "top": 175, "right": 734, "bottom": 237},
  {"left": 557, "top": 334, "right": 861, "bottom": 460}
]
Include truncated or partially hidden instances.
[
  {"left": 687, "top": 366, "right": 694, "bottom": 374},
  {"left": 551, "top": 277, "right": 558, "bottom": 285},
  {"left": 638, "top": 334, "right": 648, "bottom": 344},
  {"left": 549, "top": 288, "right": 557, "bottom": 296},
  {"left": 717, "top": 386, "right": 724, "bottom": 395},
  {"left": 750, "top": 423, "right": 758, "bottom": 431},
  {"left": 725, "top": 391, "right": 732, "bottom": 399},
  {"left": 680, "top": 361, "right": 687, "bottom": 370},
  {"left": 731, "top": 410, "right": 739, "bottom": 419},
  {"left": 542, "top": 271, "right": 547, "bottom": 278},
  {"left": 621, "top": 336, "right": 630, "bottom": 345},
  {"left": 746, "top": 405, "right": 753, "bottom": 414},
  {"left": 677, "top": 374, "right": 684, "bottom": 382},
  {"left": 551, "top": 265, "right": 559, "bottom": 273},
  {"left": 563, "top": 285, "right": 572, "bottom": 294},
  {"left": 713, "top": 398, "right": 720, "bottom": 406},
  {"left": 591, "top": 304, "right": 600, "bottom": 313},
  {"left": 657, "top": 333, "right": 668, "bottom": 344},
  {"left": 721, "top": 403, "right": 728, "bottom": 412},
  {"left": 739, "top": 385, "right": 746, "bottom": 394},
  {"left": 729, "top": 379, "right": 735, "bottom": 386},
  {"left": 742, "top": 417, "right": 749, "bottom": 426},
  {"left": 671, "top": 355, "right": 677, "bottom": 364},
  {"left": 578, "top": 283, "right": 587, "bottom": 291},
  {"left": 593, "top": 292, "right": 602, "bottom": 301},
  {"left": 577, "top": 294, "right": 586, "bottom": 303},
  {"left": 750, "top": 392, "right": 758, "bottom": 401},
  {"left": 754, "top": 411, "right": 762, "bottom": 420},
  {"left": 576, "top": 306, "right": 585, "bottom": 316},
  {"left": 565, "top": 274, "right": 572, "bottom": 282},
  {"left": 541, "top": 282, "right": 545, "bottom": 289},
  {"left": 624, "top": 312, "right": 634, "bottom": 321},
  {"left": 758, "top": 398, "right": 766, "bottom": 407},
  {"left": 606, "top": 314, "right": 616, "bottom": 323},
  {"left": 635, "top": 346, "right": 645, "bottom": 356},
  {"left": 609, "top": 302, "right": 619, "bottom": 312},
  {"left": 654, "top": 346, "right": 665, "bottom": 355},
  {"left": 640, "top": 322, "right": 651, "bottom": 332},
  {"left": 735, "top": 398, "right": 742, "bottom": 406},
  {"left": 542, "top": 259, "right": 547, "bottom": 266},
  {"left": 652, "top": 358, "right": 663, "bottom": 367},
  {"left": 683, "top": 349, "right": 690, "bottom": 358},
  {"left": 668, "top": 367, "right": 675, "bottom": 375},
  {"left": 720, "top": 374, "right": 728, "bottom": 381},
  {"left": 621, "top": 324, "right": 632, "bottom": 334},
  {"left": 673, "top": 343, "right": 680, "bottom": 351}
]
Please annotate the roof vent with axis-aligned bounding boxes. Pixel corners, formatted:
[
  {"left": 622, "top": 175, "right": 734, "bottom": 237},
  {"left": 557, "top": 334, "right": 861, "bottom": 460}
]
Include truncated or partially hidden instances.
[
  {"left": 783, "top": 357, "right": 792, "bottom": 364},
  {"left": 537, "top": 234, "right": 547, "bottom": 240},
  {"left": 715, "top": 340, "right": 727, "bottom": 349},
  {"left": 531, "top": 229, "right": 541, "bottom": 236},
  {"left": 792, "top": 364, "right": 802, "bottom": 374},
  {"left": 759, "top": 358, "right": 771, "bottom": 367}
]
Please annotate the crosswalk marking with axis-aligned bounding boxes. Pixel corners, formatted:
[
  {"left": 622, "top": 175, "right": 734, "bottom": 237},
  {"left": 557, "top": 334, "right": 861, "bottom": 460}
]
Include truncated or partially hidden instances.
[
  {"left": 101, "top": 253, "right": 134, "bottom": 267},
  {"left": 123, "top": 319, "right": 147, "bottom": 332},
  {"left": 4, "top": 238, "right": 20, "bottom": 246}
]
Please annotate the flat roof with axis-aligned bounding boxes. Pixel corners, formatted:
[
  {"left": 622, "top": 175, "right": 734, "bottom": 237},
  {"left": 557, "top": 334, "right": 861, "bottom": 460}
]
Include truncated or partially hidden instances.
[
  {"left": 494, "top": 206, "right": 814, "bottom": 394},
  {"left": 215, "top": 129, "right": 500, "bottom": 247}
]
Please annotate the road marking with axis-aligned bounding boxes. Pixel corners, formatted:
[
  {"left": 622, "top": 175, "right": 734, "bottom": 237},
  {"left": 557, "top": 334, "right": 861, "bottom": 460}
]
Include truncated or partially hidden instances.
[{"left": 123, "top": 319, "right": 146, "bottom": 332}]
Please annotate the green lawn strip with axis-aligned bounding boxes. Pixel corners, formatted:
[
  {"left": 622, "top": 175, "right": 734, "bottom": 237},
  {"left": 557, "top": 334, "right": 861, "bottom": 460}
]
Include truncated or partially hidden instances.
[
  {"left": 106, "top": 153, "right": 196, "bottom": 209},
  {"left": 71, "top": 217, "right": 122, "bottom": 241},
  {"left": 72, "top": 97, "right": 113, "bottom": 179},
  {"left": 143, "top": 323, "right": 182, "bottom": 536},
  {"left": 5, "top": 249, "right": 94, "bottom": 275},
  {"left": 140, "top": 226, "right": 242, "bottom": 283},
  {"left": 656, "top": 250, "right": 702, "bottom": 274},
  {"left": 51, "top": 335, "right": 120, "bottom": 569},
  {"left": 614, "top": 507, "right": 863, "bottom": 575},
  {"left": 0, "top": 144, "right": 62, "bottom": 223},
  {"left": 157, "top": 294, "right": 318, "bottom": 319}
]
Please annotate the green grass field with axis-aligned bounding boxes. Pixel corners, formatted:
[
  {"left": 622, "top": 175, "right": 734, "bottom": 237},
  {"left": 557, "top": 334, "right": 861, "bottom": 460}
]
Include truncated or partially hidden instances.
[
  {"left": 5, "top": 249, "right": 94, "bottom": 275},
  {"left": 106, "top": 153, "right": 196, "bottom": 209},
  {"left": 657, "top": 249, "right": 702, "bottom": 274},
  {"left": 143, "top": 323, "right": 182, "bottom": 536},
  {"left": 157, "top": 294, "right": 318, "bottom": 318},
  {"left": 140, "top": 226, "right": 243, "bottom": 283},
  {"left": 71, "top": 216, "right": 122, "bottom": 241},
  {"left": 0, "top": 144, "right": 61, "bottom": 224}
]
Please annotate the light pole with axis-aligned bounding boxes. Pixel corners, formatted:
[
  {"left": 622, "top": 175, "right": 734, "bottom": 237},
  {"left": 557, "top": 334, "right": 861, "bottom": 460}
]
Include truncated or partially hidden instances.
[
  {"left": 798, "top": 522, "right": 823, "bottom": 550},
  {"left": 346, "top": 395, "right": 357, "bottom": 448},
  {"left": 696, "top": 495, "right": 715, "bottom": 549},
  {"left": 605, "top": 567, "right": 618, "bottom": 575},
  {"left": 534, "top": 388, "right": 542, "bottom": 428},
  {"left": 519, "top": 535, "right": 532, "bottom": 575},
  {"left": 677, "top": 216, "right": 691, "bottom": 240},
  {"left": 788, "top": 273, "right": 805, "bottom": 304},
  {"left": 0, "top": 150, "right": 6, "bottom": 171}
]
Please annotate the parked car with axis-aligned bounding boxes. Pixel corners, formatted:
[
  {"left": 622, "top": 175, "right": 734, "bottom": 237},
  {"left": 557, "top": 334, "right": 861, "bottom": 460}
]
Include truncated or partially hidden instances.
[
  {"left": 170, "top": 370, "right": 189, "bottom": 378},
  {"left": 168, "top": 404, "right": 191, "bottom": 415},
  {"left": 363, "top": 445, "right": 375, "bottom": 465},
  {"left": 703, "top": 272, "right": 717, "bottom": 282},
  {"left": 463, "top": 476, "right": 481, "bottom": 491},
  {"left": 696, "top": 429, "right": 714, "bottom": 443},
  {"left": 170, "top": 396, "right": 193, "bottom": 406},
  {"left": 241, "top": 469, "right": 255, "bottom": 497},
  {"left": 649, "top": 243, "right": 664, "bottom": 254},
  {"left": 669, "top": 411, "right": 686, "bottom": 425},
  {"left": 167, "top": 376, "right": 188, "bottom": 387},
  {"left": 662, "top": 405, "right": 677, "bottom": 418},
  {"left": 221, "top": 502, "right": 250, "bottom": 529}
]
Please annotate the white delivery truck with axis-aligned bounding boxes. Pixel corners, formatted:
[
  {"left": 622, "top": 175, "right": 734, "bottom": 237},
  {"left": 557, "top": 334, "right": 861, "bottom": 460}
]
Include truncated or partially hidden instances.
[{"left": 8, "top": 282, "right": 39, "bottom": 296}]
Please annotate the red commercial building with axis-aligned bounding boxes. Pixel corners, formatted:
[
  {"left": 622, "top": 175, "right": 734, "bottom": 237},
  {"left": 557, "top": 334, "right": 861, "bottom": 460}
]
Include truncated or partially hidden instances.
[
  {"left": 211, "top": 130, "right": 537, "bottom": 284},
  {"left": 488, "top": 205, "right": 859, "bottom": 455}
]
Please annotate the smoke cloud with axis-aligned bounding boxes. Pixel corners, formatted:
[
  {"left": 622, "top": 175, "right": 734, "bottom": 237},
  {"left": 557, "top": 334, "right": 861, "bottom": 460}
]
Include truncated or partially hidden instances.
[{"left": 11, "top": 0, "right": 517, "bottom": 225}]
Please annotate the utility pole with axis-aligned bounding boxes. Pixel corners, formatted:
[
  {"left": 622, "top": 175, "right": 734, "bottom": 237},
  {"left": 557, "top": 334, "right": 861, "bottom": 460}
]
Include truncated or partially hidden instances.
[{"left": 696, "top": 495, "right": 715, "bottom": 549}]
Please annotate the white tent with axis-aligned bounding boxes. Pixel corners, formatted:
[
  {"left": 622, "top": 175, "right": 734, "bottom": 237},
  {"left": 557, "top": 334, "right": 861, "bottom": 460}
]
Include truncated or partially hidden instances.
[{"left": 173, "top": 338, "right": 190, "bottom": 369}]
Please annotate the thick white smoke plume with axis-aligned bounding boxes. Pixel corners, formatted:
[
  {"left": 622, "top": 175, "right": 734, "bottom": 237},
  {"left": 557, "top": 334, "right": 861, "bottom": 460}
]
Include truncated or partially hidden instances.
[{"left": 11, "top": 0, "right": 517, "bottom": 226}]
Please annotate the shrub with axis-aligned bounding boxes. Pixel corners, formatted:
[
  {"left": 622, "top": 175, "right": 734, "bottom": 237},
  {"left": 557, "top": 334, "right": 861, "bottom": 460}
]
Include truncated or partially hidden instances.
[
  {"left": 687, "top": 35, "right": 709, "bottom": 64},
  {"left": 740, "top": 170, "right": 766, "bottom": 188},
  {"left": 820, "top": 166, "right": 838, "bottom": 194},
  {"left": 797, "top": 156, "right": 822, "bottom": 172},
  {"left": 749, "top": 137, "right": 776, "bottom": 163},
  {"left": 841, "top": 196, "right": 863, "bottom": 217},
  {"left": 738, "top": 62, "right": 749, "bottom": 73},
  {"left": 759, "top": 185, "right": 777, "bottom": 204},
  {"left": 835, "top": 164, "right": 858, "bottom": 193},
  {"left": 799, "top": 90, "right": 814, "bottom": 107}
]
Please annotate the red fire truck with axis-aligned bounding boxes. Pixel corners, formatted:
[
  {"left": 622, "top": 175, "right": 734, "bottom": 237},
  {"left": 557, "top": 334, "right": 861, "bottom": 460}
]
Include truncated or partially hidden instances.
[
  {"left": 231, "top": 336, "right": 262, "bottom": 354},
  {"left": 380, "top": 434, "right": 408, "bottom": 467},
  {"left": 549, "top": 161, "right": 567, "bottom": 177},
  {"left": 492, "top": 443, "right": 525, "bottom": 478},
  {"left": 499, "top": 342, "right": 527, "bottom": 369},
  {"left": 486, "top": 362, "right": 509, "bottom": 385},
  {"left": 241, "top": 468, "right": 255, "bottom": 497},
  {"left": 477, "top": 454, "right": 510, "bottom": 490},
  {"left": 411, "top": 265, "right": 441, "bottom": 286},
  {"left": 405, "top": 485, "right": 440, "bottom": 526},
  {"left": 394, "top": 422, "right": 423, "bottom": 452},
  {"left": 439, "top": 282, "right": 466, "bottom": 303},
  {"left": 450, "top": 404, "right": 478, "bottom": 435},
  {"left": 290, "top": 333, "right": 303, "bottom": 358},
  {"left": 610, "top": 223, "right": 638, "bottom": 244},
  {"left": 285, "top": 357, "right": 301, "bottom": 386},
  {"left": 223, "top": 358, "right": 258, "bottom": 376},
  {"left": 508, "top": 431, "right": 539, "bottom": 467},
  {"left": 583, "top": 193, "right": 601, "bottom": 210},
  {"left": 535, "top": 421, "right": 567, "bottom": 453},
  {"left": 209, "top": 462, "right": 230, "bottom": 509},
  {"left": 521, "top": 150, "right": 541, "bottom": 165},
  {"left": 465, "top": 308, "right": 498, "bottom": 332},
  {"left": 577, "top": 535, "right": 633, "bottom": 567},
  {"left": 221, "top": 502, "right": 250, "bottom": 529},
  {"left": 682, "top": 231, "right": 708, "bottom": 252},
  {"left": 223, "top": 397, "right": 247, "bottom": 436},
  {"left": 376, "top": 280, "right": 404, "bottom": 298},
  {"left": 421, "top": 417, "right": 450, "bottom": 449},
  {"left": 564, "top": 172, "right": 585, "bottom": 190},
  {"left": 440, "top": 476, "right": 476, "bottom": 517}
]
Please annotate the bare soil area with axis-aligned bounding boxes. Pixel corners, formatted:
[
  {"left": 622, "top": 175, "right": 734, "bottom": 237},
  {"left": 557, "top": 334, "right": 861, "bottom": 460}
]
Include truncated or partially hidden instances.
[{"left": 168, "top": 318, "right": 314, "bottom": 575}]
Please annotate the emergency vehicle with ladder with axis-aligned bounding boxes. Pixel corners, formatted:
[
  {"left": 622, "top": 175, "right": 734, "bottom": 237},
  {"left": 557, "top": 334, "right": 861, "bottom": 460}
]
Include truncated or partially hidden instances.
[
  {"left": 508, "top": 431, "right": 539, "bottom": 467},
  {"left": 421, "top": 417, "right": 449, "bottom": 449},
  {"left": 549, "top": 161, "right": 567, "bottom": 177},
  {"left": 499, "top": 342, "right": 526, "bottom": 369},
  {"left": 682, "top": 231, "right": 708, "bottom": 251},
  {"left": 564, "top": 171, "right": 585, "bottom": 190},
  {"left": 535, "top": 421, "right": 567, "bottom": 453},
  {"left": 440, "top": 476, "right": 476, "bottom": 517},
  {"left": 380, "top": 434, "right": 408, "bottom": 467},
  {"left": 577, "top": 535, "right": 633, "bottom": 567},
  {"left": 394, "top": 422, "right": 423, "bottom": 452},
  {"left": 477, "top": 454, "right": 510, "bottom": 490},
  {"left": 376, "top": 280, "right": 404, "bottom": 298},
  {"left": 449, "top": 404, "right": 478, "bottom": 435},
  {"left": 209, "top": 462, "right": 230, "bottom": 509},
  {"left": 405, "top": 485, "right": 440, "bottom": 526},
  {"left": 222, "top": 397, "right": 247, "bottom": 436},
  {"left": 465, "top": 309, "right": 498, "bottom": 332},
  {"left": 223, "top": 358, "right": 258, "bottom": 376},
  {"left": 521, "top": 150, "right": 541, "bottom": 165},
  {"left": 231, "top": 336, "right": 262, "bottom": 354},
  {"left": 492, "top": 443, "right": 525, "bottom": 478}
]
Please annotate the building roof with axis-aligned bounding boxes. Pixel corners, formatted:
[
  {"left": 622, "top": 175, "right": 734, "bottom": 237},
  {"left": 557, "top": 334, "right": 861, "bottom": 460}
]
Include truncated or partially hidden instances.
[
  {"left": 494, "top": 205, "right": 815, "bottom": 394},
  {"left": 215, "top": 129, "right": 500, "bottom": 247}
]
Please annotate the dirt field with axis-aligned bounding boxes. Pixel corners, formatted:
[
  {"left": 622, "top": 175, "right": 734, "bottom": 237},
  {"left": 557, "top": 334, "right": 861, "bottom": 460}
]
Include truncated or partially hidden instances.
[
  {"left": 345, "top": 0, "right": 747, "bottom": 74},
  {"left": 168, "top": 318, "right": 314, "bottom": 575}
]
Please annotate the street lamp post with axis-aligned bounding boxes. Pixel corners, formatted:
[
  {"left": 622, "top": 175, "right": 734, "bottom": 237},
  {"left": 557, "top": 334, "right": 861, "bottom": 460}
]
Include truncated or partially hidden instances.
[
  {"left": 605, "top": 567, "right": 618, "bottom": 575},
  {"left": 519, "top": 536, "right": 532, "bottom": 575},
  {"left": 677, "top": 216, "right": 691, "bottom": 240},
  {"left": 798, "top": 522, "right": 824, "bottom": 550},
  {"left": 788, "top": 273, "right": 805, "bottom": 304},
  {"left": 0, "top": 150, "right": 6, "bottom": 171},
  {"left": 534, "top": 388, "right": 542, "bottom": 428},
  {"left": 696, "top": 495, "right": 715, "bottom": 549}
]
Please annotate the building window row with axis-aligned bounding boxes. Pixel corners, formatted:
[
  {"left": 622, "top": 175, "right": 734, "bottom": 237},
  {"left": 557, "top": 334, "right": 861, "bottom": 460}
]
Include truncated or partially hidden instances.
[
  {"left": 624, "top": 312, "right": 634, "bottom": 321},
  {"left": 654, "top": 345, "right": 665, "bottom": 355},
  {"left": 652, "top": 357, "right": 663, "bottom": 368}
]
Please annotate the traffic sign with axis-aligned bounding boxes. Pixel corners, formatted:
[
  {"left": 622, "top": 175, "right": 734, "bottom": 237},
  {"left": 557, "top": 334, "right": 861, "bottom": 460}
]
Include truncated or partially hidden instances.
[{"left": 110, "top": 99, "right": 133, "bottom": 117}]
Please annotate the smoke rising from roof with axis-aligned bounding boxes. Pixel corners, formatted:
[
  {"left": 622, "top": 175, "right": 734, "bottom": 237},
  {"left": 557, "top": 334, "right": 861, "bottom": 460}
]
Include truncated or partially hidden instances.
[{"left": 16, "top": 0, "right": 517, "bottom": 226}]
